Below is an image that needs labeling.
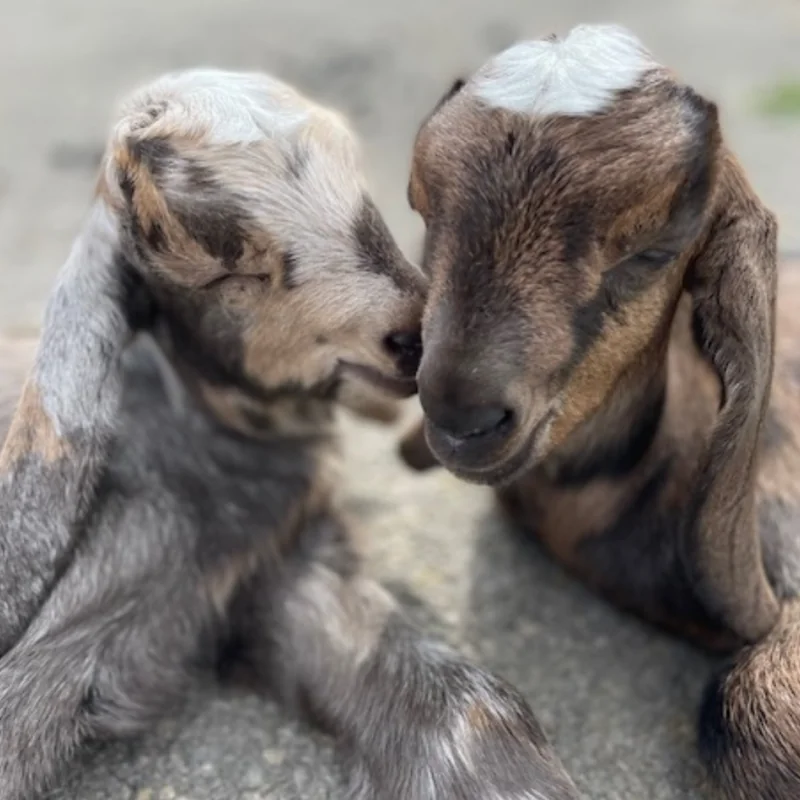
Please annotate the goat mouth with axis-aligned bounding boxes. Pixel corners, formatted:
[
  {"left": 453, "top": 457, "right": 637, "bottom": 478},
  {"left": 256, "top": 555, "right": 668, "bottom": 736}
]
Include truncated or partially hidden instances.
[
  {"left": 424, "top": 408, "right": 555, "bottom": 487},
  {"left": 339, "top": 361, "right": 418, "bottom": 398}
]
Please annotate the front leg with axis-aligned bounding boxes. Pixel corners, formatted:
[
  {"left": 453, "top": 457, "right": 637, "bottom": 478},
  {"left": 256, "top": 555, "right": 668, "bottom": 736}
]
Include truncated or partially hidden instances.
[
  {"left": 0, "top": 576, "right": 215, "bottom": 800},
  {"left": 230, "top": 511, "right": 579, "bottom": 800}
]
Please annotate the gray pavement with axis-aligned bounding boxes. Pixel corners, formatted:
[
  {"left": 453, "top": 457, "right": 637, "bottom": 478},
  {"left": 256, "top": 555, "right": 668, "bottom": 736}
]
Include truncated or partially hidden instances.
[{"left": 1, "top": 1, "right": 799, "bottom": 798}]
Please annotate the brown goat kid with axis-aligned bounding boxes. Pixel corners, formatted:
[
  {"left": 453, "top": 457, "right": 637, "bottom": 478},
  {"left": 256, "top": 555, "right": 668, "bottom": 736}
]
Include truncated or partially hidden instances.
[
  {"left": 399, "top": 24, "right": 800, "bottom": 800},
  {"left": 0, "top": 71, "right": 579, "bottom": 799}
]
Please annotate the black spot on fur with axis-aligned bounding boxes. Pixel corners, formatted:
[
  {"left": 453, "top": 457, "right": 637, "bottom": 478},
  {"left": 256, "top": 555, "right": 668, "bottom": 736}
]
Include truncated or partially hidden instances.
[
  {"left": 129, "top": 136, "right": 175, "bottom": 180},
  {"left": 433, "top": 78, "right": 466, "bottom": 113},
  {"left": 282, "top": 251, "right": 300, "bottom": 289},
  {"left": 118, "top": 169, "right": 135, "bottom": 204},
  {"left": 455, "top": 140, "right": 562, "bottom": 276},
  {"left": 151, "top": 286, "right": 344, "bottom": 411},
  {"left": 126, "top": 137, "right": 249, "bottom": 270},
  {"left": 560, "top": 202, "right": 595, "bottom": 265},
  {"left": 146, "top": 220, "right": 167, "bottom": 253},
  {"left": 170, "top": 160, "right": 248, "bottom": 270},
  {"left": 239, "top": 405, "right": 277, "bottom": 433},
  {"left": 571, "top": 255, "right": 665, "bottom": 362},
  {"left": 413, "top": 76, "right": 468, "bottom": 136},
  {"left": 81, "top": 684, "right": 100, "bottom": 714},
  {"left": 421, "top": 138, "right": 575, "bottom": 350},
  {"left": 115, "top": 255, "right": 159, "bottom": 331},
  {"left": 440, "top": 140, "right": 560, "bottom": 312},
  {"left": 354, "top": 197, "right": 420, "bottom": 293},
  {"left": 505, "top": 132, "right": 516, "bottom": 156}
]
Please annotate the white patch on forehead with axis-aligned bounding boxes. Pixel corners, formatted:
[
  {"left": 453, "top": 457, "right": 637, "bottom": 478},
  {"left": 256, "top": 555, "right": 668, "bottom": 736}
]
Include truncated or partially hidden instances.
[
  {"left": 116, "top": 68, "right": 318, "bottom": 144},
  {"left": 470, "top": 24, "right": 657, "bottom": 116}
]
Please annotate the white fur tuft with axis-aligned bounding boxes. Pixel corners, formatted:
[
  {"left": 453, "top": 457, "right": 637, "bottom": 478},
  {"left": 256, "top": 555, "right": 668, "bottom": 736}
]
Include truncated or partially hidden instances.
[
  {"left": 470, "top": 24, "right": 657, "bottom": 117},
  {"left": 115, "top": 68, "right": 321, "bottom": 145}
]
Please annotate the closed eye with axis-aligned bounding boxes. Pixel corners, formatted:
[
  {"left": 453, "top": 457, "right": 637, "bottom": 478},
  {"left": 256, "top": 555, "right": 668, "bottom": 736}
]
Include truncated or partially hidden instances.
[
  {"left": 203, "top": 273, "right": 271, "bottom": 290},
  {"left": 635, "top": 248, "right": 675, "bottom": 267}
]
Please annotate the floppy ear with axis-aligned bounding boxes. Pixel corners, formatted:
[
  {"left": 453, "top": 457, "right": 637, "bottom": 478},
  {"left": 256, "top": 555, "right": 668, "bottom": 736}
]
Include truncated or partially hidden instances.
[{"left": 684, "top": 149, "right": 781, "bottom": 643}]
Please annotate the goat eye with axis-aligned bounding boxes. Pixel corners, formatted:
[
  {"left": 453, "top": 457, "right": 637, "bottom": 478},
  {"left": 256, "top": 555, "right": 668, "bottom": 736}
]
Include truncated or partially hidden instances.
[{"left": 636, "top": 249, "right": 674, "bottom": 266}]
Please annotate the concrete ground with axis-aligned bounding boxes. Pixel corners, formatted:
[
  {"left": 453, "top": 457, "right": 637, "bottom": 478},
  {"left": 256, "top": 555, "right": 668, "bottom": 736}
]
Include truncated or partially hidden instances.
[{"left": 1, "top": 1, "right": 799, "bottom": 798}]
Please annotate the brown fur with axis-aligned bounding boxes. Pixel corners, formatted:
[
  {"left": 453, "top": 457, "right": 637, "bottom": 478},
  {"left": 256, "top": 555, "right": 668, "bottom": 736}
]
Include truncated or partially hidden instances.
[
  {"left": 0, "top": 382, "right": 68, "bottom": 469},
  {"left": 0, "top": 339, "right": 57, "bottom": 466},
  {"left": 106, "top": 137, "right": 424, "bottom": 400},
  {"left": 401, "top": 37, "right": 800, "bottom": 798},
  {"left": 0, "top": 338, "right": 36, "bottom": 442}
]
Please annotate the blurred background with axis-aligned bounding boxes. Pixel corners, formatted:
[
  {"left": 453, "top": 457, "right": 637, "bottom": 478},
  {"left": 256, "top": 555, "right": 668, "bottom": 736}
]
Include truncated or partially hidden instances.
[{"left": 1, "top": 1, "right": 798, "bottom": 798}]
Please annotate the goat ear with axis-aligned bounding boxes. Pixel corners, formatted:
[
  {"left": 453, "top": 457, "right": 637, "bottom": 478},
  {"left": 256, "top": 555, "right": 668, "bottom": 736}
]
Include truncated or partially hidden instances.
[{"left": 684, "top": 151, "right": 780, "bottom": 643}]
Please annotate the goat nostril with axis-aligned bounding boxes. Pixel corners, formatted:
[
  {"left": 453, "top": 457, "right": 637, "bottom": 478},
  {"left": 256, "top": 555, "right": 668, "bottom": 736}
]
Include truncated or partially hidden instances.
[
  {"left": 385, "top": 330, "right": 422, "bottom": 356},
  {"left": 384, "top": 331, "right": 423, "bottom": 377},
  {"left": 460, "top": 405, "right": 513, "bottom": 439},
  {"left": 428, "top": 403, "right": 514, "bottom": 441}
]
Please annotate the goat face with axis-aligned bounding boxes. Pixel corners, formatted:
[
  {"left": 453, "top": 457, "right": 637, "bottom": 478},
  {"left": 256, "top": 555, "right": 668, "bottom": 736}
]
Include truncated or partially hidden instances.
[
  {"left": 409, "top": 24, "right": 723, "bottom": 484},
  {"left": 101, "top": 69, "right": 425, "bottom": 407}
]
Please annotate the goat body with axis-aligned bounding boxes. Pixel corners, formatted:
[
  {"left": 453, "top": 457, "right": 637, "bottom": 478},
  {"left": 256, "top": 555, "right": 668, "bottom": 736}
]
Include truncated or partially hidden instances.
[
  {"left": 0, "top": 69, "right": 578, "bottom": 799},
  {"left": 401, "top": 23, "right": 800, "bottom": 799}
]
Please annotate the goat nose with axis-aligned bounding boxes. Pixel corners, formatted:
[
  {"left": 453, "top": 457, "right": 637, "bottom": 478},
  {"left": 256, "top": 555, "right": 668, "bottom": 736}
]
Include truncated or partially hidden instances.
[
  {"left": 383, "top": 330, "right": 423, "bottom": 377},
  {"left": 385, "top": 330, "right": 421, "bottom": 354}
]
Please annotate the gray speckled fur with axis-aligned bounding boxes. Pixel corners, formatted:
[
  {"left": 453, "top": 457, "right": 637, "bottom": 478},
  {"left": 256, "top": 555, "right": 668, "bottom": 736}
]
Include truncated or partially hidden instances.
[
  {"left": 0, "top": 204, "right": 128, "bottom": 655},
  {"left": 0, "top": 221, "right": 577, "bottom": 799}
]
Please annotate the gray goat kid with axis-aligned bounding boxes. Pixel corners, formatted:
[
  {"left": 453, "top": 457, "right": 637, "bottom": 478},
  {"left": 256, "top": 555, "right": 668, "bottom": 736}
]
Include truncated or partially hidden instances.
[{"left": 0, "top": 69, "right": 578, "bottom": 800}]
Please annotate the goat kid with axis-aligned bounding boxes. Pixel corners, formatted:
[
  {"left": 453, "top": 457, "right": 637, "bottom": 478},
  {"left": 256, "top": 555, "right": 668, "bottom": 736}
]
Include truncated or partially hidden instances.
[
  {"left": 0, "top": 69, "right": 579, "bottom": 800},
  {"left": 399, "top": 24, "right": 800, "bottom": 800}
]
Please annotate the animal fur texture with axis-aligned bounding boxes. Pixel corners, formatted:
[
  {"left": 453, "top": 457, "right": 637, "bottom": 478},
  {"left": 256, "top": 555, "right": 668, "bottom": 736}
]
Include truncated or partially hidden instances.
[
  {"left": 399, "top": 23, "right": 800, "bottom": 799},
  {"left": 0, "top": 69, "right": 579, "bottom": 799}
]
